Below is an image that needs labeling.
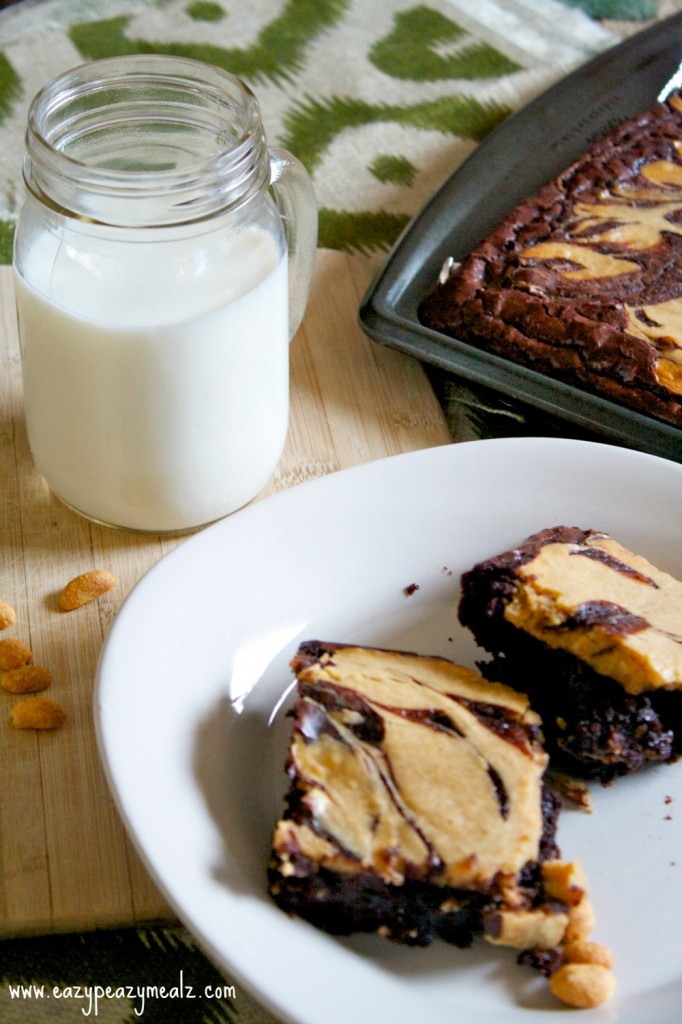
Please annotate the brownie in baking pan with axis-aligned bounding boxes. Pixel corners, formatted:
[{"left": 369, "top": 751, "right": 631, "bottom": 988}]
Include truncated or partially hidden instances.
[
  {"left": 268, "top": 641, "right": 614, "bottom": 1006},
  {"left": 458, "top": 526, "right": 682, "bottom": 781},
  {"left": 419, "top": 93, "right": 682, "bottom": 428}
]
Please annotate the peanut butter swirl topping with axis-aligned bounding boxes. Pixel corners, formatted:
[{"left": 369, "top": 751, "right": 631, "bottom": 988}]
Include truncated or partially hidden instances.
[
  {"left": 273, "top": 642, "right": 547, "bottom": 888},
  {"left": 519, "top": 149, "right": 682, "bottom": 396},
  {"left": 502, "top": 530, "right": 682, "bottom": 695},
  {"left": 269, "top": 641, "right": 614, "bottom": 1006}
]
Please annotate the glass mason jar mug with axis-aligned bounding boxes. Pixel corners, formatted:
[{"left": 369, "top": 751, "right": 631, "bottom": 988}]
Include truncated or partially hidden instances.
[{"left": 13, "top": 55, "right": 317, "bottom": 532}]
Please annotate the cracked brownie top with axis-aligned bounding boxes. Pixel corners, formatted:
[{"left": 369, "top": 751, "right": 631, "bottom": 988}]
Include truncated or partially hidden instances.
[{"left": 419, "top": 92, "right": 682, "bottom": 427}]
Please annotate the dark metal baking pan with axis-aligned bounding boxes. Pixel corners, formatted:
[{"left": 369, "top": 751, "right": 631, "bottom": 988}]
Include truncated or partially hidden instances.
[{"left": 359, "top": 13, "right": 682, "bottom": 463}]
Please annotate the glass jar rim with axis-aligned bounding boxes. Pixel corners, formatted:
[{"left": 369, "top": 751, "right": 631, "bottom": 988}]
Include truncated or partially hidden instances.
[{"left": 23, "top": 54, "right": 271, "bottom": 227}]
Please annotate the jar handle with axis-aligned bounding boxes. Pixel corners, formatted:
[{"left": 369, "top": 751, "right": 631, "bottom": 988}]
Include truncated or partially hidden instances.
[{"left": 268, "top": 148, "right": 317, "bottom": 340}]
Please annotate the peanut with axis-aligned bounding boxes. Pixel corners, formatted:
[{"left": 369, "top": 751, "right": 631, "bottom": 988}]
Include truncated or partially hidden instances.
[
  {"left": 563, "top": 940, "right": 614, "bottom": 970},
  {"left": 549, "top": 962, "right": 616, "bottom": 1009},
  {"left": 564, "top": 896, "right": 596, "bottom": 944},
  {"left": 0, "top": 638, "right": 33, "bottom": 670},
  {"left": 59, "top": 570, "right": 117, "bottom": 611},
  {"left": 0, "top": 601, "right": 16, "bottom": 630},
  {"left": 11, "top": 696, "right": 66, "bottom": 730},
  {"left": 2, "top": 664, "right": 52, "bottom": 694}
]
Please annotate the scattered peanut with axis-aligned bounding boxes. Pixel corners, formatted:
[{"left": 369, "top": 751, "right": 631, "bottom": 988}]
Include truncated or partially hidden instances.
[
  {"left": 11, "top": 696, "right": 67, "bottom": 730},
  {"left": 2, "top": 664, "right": 52, "bottom": 694},
  {"left": 0, "top": 601, "right": 16, "bottom": 630},
  {"left": 0, "top": 638, "right": 33, "bottom": 670},
  {"left": 59, "top": 570, "right": 118, "bottom": 611},
  {"left": 563, "top": 940, "right": 614, "bottom": 970},
  {"left": 549, "top": 962, "right": 616, "bottom": 1009},
  {"left": 564, "top": 896, "right": 596, "bottom": 944}
]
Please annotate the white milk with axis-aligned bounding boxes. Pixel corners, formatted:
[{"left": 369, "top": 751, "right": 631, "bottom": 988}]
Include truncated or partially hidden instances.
[{"left": 15, "top": 226, "right": 289, "bottom": 531}]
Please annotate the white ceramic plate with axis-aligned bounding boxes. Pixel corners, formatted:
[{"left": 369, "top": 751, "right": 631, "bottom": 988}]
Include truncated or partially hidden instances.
[{"left": 95, "top": 437, "right": 682, "bottom": 1024}]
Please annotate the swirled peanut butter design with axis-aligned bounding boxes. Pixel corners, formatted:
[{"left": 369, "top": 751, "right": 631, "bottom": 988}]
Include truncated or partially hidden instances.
[
  {"left": 419, "top": 92, "right": 682, "bottom": 426},
  {"left": 571, "top": 196, "right": 682, "bottom": 249},
  {"left": 503, "top": 532, "right": 682, "bottom": 695},
  {"left": 625, "top": 301, "right": 682, "bottom": 392},
  {"left": 269, "top": 641, "right": 613, "bottom": 1003},
  {"left": 519, "top": 154, "right": 682, "bottom": 396},
  {"left": 272, "top": 643, "right": 547, "bottom": 888},
  {"left": 519, "top": 242, "right": 638, "bottom": 279}
]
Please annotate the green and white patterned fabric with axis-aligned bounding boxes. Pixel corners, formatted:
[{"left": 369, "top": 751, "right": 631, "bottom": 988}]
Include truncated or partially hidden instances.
[
  {"left": 0, "top": 0, "right": 670, "bottom": 264},
  {"left": 0, "top": 1, "right": 680, "bottom": 1021}
]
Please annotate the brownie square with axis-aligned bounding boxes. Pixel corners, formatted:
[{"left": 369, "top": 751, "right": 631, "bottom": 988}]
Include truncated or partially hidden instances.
[
  {"left": 458, "top": 526, "right": 682, "bottom": 781},
  {"left": 268, "top": 640, "right": 612, "bottom": 1007}
]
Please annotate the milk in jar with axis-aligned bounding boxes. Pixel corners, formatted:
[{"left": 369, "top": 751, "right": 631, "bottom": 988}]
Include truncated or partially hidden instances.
[
  {"left": 15, "top": 223, "right": 289, "bottom": 532},
  {"left": 13, "top": 55, "right": 317, "bottom": 531}
]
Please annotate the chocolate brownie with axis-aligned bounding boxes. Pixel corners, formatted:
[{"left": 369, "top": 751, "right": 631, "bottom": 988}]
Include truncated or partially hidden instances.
[
  {"left": 268, "top": 641, "right": 613, "bottom": 1005},
  {"left": 418, "top": 93, "right": 682, "bottom": 427},
  {"left": 459, "top": 526, "right": 682, "bottom": 781}
]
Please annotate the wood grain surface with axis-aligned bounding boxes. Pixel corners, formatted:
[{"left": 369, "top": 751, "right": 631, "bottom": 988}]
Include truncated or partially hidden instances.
[{"left": 0, "top": 250, "right": 451, "bottom": 937}]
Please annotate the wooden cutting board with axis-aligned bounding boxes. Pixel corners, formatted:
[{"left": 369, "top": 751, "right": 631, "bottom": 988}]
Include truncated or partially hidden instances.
[{"left": 0, "top": 249, "right": 451, "bottom": 936}]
